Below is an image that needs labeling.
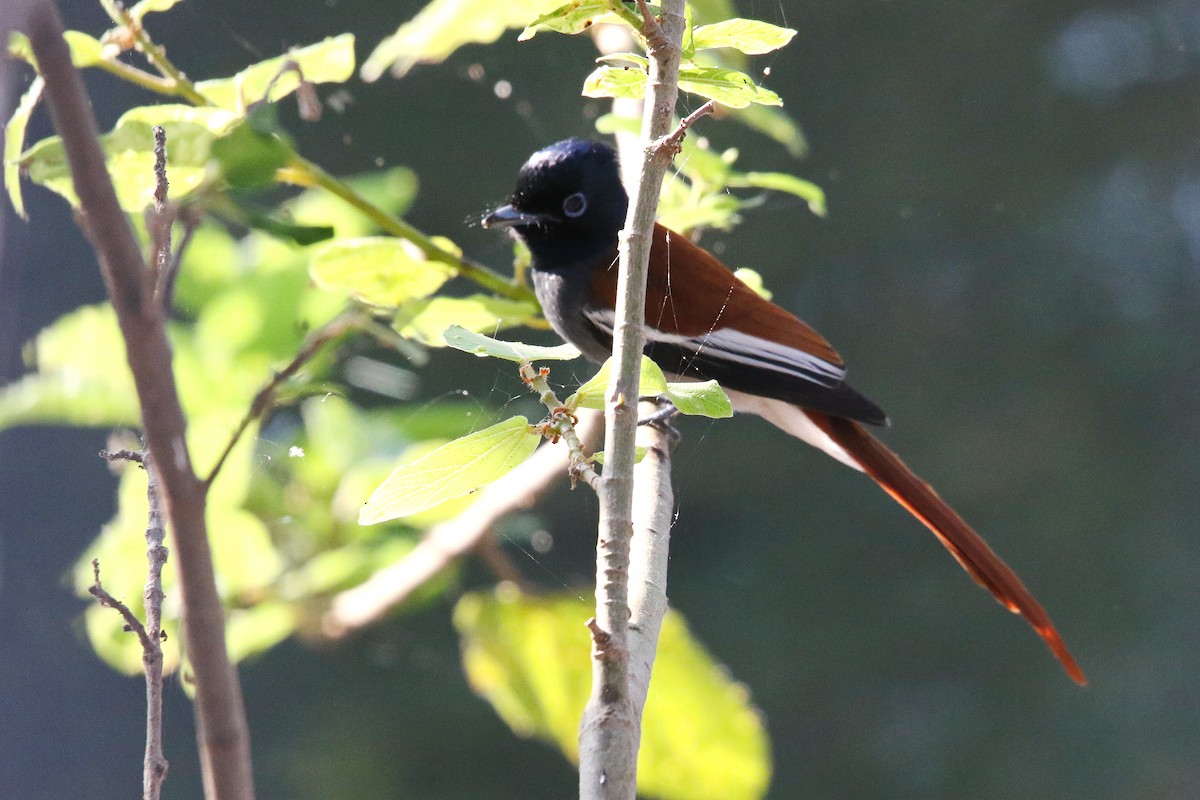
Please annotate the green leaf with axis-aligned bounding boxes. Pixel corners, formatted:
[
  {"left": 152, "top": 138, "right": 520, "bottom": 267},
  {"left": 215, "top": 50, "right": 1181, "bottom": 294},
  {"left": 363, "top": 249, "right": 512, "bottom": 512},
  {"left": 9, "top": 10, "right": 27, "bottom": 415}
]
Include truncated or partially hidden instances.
[
  {"left": 20, "top": 104, "right": 239, "bottom": 211},
  {"left": 129, "top": 0, "right": 184, "bottom": 22},
  {"left": 4, "top": 75, "right": 42, "bottom": 220},
  {"left": 692, "top": 18, "right": 796, "bottom": 55},
  {"left": 359, "top": 416, "right": 541, "bottom": 523},
  {"left": 657, "top": 190, "right": 744, "bottom": 234},
  {"left": 732, "top": 104, "right": 808, "bottom": 158},
  {"left": 395, "top": 295, "right": 539, "bottom": 346},
  {"left": 455, "top": 589, "right": 772, "bottom": 800},
  {"left": 727, "top": 171, "right": 826, "bottom": 217},
  {"left": 443, "top": 326, "right": 581, "bottom": 363},
  {"left": 665, "top": 379, "right": 732, "bottom": 418},
  {"left": 678, "top": 65, "right": 782, "bottom": 109},
  {"left": 595, "top": 52, "right": 650, "bottom": 69},
  {"left": 309, "top": 237, "right": 456, "bottom": 307},
  {"left": 362, "top": 0, "right": 564, "bottom": 81},
  {"left": 210, "top": 106, "right": 295, "bottom": 188},
  {"left": 732, "top": 267, "right": 772, "bottom": 300},
  {"left": 568, "top": 356, "right": 669, "bottom": 410},
  {"left": 196, "top": 34, "right": 356, "bottom": 111},
  {"left": 589, "top": 446, "right": 646, "bottom": 465},
  {"left": 582, "top": 64, "right": 647, "bottom": 100},
  {"left": 519, "top": 1, "right": 623, "bottom": 40},
  {"left": 8, "top": 30, "right": 103, "bottom": 68},
  {"left": 288, "top": 166, "right": 419, "bottom": 238},
  {"left": 0, "top": 304, "right": 139, "bottom": 431}
]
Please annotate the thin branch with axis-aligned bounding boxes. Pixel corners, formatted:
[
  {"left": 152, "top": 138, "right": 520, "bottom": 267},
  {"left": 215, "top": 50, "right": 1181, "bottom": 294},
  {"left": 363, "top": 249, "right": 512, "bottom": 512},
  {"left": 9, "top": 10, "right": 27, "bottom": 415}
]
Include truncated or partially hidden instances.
[
  {"left": 148, "top": 126, "right": 175, "bottom": 310},
  {"left": 324, "top": 409, "right": 603, "bottom": 638},
  {"left": 580, "top": 0, "right": 687, "bottom": 796},
  {"left": 657, "top": 100, "right": 716, "bottom": 153},
  {"left": 26, "top": 5, "right": 255, "bottom": 798},
  {"left": 90, "top": 449, "right": 171, "bottom": 799},
  {"left": 519, "top": 363, "right": 601, "bottom": 491},
  {"left": 203, "top": 307, "right": 361, "bottom": 488}
]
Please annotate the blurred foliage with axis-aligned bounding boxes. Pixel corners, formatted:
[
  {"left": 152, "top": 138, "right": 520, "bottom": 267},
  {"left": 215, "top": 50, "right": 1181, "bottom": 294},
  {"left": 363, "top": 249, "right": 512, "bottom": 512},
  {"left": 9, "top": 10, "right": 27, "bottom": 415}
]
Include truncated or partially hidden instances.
[
  {"left": 0, "top": 0, "right": 831, "bottom": 797},
  {"left": 457, "top": 588, "right": 771, "bottom": 800}
]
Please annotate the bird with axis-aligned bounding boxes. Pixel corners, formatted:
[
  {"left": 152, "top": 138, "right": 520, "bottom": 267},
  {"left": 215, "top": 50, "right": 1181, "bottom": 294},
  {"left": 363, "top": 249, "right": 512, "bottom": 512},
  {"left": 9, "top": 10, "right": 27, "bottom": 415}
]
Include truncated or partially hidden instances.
[{"left": 482, "top": 137, "right": 1085, "bottom": 685}]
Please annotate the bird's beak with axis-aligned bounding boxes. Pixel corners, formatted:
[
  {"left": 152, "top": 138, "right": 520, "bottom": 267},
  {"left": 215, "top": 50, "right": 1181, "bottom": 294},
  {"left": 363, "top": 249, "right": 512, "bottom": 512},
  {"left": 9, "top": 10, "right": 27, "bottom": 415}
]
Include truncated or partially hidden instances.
[{"left": 482, "top": 204, "right": 543, "bottom": 229}]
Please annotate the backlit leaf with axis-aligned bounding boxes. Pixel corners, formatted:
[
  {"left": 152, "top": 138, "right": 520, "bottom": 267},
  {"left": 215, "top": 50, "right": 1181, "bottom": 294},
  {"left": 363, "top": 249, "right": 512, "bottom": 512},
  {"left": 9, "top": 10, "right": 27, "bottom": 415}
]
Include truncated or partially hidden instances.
[
  {"left": 196, "top": 34, "right": 356, "bottom": 111},
  {"left": 456, "top": 589, "right": 772, "bottom": 800},
  {"left": 692, "top": 18, "right": 796, "bottom": 54},
  {"left": 360, "top": 416, "right": 541, "bottom": 523},
  {"left": 582, "top": 64, "right": 647, "bottom": 100},
  {"left": 665, "top": 379, "right": 732, "bottom": 418},
  {"left": 728, "top": 171, "right": 826, "bottom": 217},
  {"left": 4, "top": 75, "right": 42, "bottom": 219},
  {"left": 362, "top": 0, "right": 562, "bottom": 81},
  {"left": 568, "top": 356, "right": 668, "bottom": 411},
  {"left": 395, "top": 295, "right": 539, "bottom": 346},
  {"left": 443, "top": 326, "right": 581, "bottom": 363},
  {"left": 678, "top": 65, "right": 782, "bottom": 109},
  {"left": 309, "top": 237, "right": 456, "bottom": 307}
]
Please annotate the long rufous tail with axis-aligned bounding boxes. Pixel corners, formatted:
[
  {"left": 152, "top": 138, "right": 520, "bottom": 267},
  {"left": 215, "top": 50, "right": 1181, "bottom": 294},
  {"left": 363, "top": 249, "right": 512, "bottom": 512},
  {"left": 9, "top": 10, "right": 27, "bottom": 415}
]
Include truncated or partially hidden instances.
[{"left": 808, "top": 412, "right": 1087, "bottom": 685}]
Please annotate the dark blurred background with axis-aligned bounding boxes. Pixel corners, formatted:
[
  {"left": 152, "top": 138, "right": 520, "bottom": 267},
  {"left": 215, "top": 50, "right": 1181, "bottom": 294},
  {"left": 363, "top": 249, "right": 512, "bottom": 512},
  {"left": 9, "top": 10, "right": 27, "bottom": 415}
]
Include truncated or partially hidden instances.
[{"left": 3, "top": 1, "right": 1199, "bottom": 797}]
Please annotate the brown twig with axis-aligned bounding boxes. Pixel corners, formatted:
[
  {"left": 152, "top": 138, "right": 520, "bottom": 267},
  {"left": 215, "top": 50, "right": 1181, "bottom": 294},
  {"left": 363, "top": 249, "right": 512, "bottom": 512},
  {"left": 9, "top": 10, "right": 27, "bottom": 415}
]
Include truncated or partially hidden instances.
[
  {"left": 656, "top": 100, "right": 716, "bottom": 155},
  {"left": 89, "top": 451, "right": 171, "bottom": 799},
  {"left": 203, "top": 307, "right": 361, "bottom": 488},
  {"left": 147, "top": 125, "right": 175, "bottom": 310},
  {"left": 26, "top": 4, "right": 255, "bottom": 798}
]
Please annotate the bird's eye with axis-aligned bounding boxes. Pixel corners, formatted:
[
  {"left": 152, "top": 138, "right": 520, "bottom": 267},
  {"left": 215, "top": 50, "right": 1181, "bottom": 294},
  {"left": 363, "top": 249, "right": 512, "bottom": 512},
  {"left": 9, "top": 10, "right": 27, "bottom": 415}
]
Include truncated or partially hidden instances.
[{"left": 562, "top": 192, "right": 588, "bottom": 218}]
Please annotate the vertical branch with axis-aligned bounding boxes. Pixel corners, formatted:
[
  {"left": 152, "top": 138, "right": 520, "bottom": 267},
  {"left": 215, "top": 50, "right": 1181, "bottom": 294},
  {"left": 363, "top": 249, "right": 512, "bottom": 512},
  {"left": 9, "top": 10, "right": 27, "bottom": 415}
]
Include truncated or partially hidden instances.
[
  {"left": 96, "top": 449, "right": 172, "bottom": 800},
  {"left": 25, "top": 4, "right": 256, "bottom": 799},
  {"left": 580, "top": 1, "right": 687, "bottom": 798}
]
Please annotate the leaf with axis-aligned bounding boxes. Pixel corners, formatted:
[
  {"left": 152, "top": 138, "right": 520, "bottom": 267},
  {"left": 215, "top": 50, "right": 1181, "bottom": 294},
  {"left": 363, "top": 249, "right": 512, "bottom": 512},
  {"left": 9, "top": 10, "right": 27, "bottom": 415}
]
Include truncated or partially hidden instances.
[
  {"left": 394, "top": 295, "right": 539, "bottom": 346},
  {"left": 732, "top": 267, "right": 772, "bottom": 300},
  {"left": 8, "top": 30, "right": 103, "bottom": 68},
  {"left": 692, "top": 18, "right": 796, "bottom": 55},
  {"left": 589, "top": 446, "right": 646, "bottom": 465},
  {"left": 362, "top": 0, "right": 564, "bottom": 81},
  {"left": 129, "top": 0, "right": 185, "bottom": 22},
  {"left": 443, "top": 326, "right": 581, "bottom": 363},
  {"left": 665, "top": 379, "right": 732, "bottom": 418},
  {"left": 519, "top": 1, "right": 623, "bottom": 40},
  {"left": 196, "top": 34, "right": 356, "bottom": 110},
  {"left": 359, "top": 416, "right": 541, "bottom": 523},
  {"left": 678, "top": 64, "right": 782, "bottom": 109},
  {"left": 568, "top": 356, "right": 668, "bottom": 411},
  {"left": 595, "top": 52, "right": 650, "bottom": 69},
  {"left": 4, "top": 76, "right": 42, "bottom": 220},
  {"left": 309, "top": 237, "right": 456, "bottom": 307},
  {"left": 210, "top": 106, "right": 295, "bottom": 188},
  {"left": 727, "top": 171, "right": 826, "bottom": 217},
  {"left": 455, "top": 590, "right": 772, "bottom": 800},
  {"left": 288, "top": 166, "right": 419, "bottom": 238},
  {"left": 20, "top": 104, "right": 239, "bottom": 211},
  {"left": 732, "top": 104, "right": 808, "bottom": 158},
  {"left": 582, "top": 64, "right": 647, "bottom": 100},
  {"left": 0, "top": 304, "right": 139, "bottom": 431}
]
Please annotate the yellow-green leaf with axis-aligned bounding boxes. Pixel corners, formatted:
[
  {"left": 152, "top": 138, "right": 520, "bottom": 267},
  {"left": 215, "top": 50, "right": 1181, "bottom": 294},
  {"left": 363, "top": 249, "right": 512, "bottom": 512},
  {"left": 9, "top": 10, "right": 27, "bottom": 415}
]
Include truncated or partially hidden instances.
[
  {"left": 309, "top": 237, "right": 456, "bottom": 307},
  {"left": 692, "top": 18, "right": 796, "bottom": 55},
  {"left": 8, "top": 30, "right": 103, "bottom": 68},
  {"left": 20, "top": 104, "right": 238, "bottom": 211},
  {"left": 568, "top": 356, "right": 669, "bottom": 411},
  {"left": 360, "top": 416, "right": 541, "bottom": 523},
  {"left": 455, "top": 589, "right": 772, "bottom": 800},
  {"left": 395, "top": 295, "right": 539, "bottom": 346},
  {"left": 4, "top": 75, "right": 43, "bottom": 220},
  {"left": 196, "top": 34, "right": 356, "bottom": 111},
  {"left": 362, "top": 0, "right": 563, "bottom": 81},
  {"left": 732, "top": 267, "right": 772, "bottom": 300},
  {"left": 678, "top": 65, "right": 782, "bottom": 109},
  {"left": 129, "top": 0, "right": 185, "bottom": 23},
  {"left": 666, "top": 379, "right": 732, "bottom": 418},
  {"left": 443, "top": 326, "right": 581, "bottom": 363},
  {"left": 519, "top": 1, "right": 625, "bottom": 40},
  {"left": 582, "top": 64, "right": 647, "bottom": 100},
  {"left": 727, "top": 171, "right": 826, "bottom": 217}
]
